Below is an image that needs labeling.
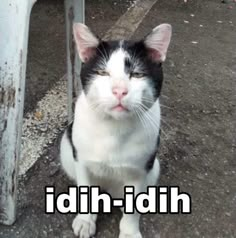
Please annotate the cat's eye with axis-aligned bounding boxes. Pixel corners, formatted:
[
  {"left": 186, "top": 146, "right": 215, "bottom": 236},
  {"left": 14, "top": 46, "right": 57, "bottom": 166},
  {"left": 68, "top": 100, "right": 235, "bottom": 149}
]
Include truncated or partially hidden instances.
[
  {"left": 96, "top": 69, "right": 110, "bottom": 76},
  {"left": 130, "top": 72, "right": 146, "bottom": 78}
]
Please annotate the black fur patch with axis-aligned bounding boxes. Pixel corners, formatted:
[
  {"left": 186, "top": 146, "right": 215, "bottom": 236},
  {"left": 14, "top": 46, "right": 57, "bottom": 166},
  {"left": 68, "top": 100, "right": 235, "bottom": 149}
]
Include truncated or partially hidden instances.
[
  {"left": 124, "top": 57, "right": 133, "bottom": 74},
  {"left": 80, "top": 40, "right": 164, "bottom": 100},
  {"left": 145, "top": 150, "right": 157, "bottom": 172},
  {"left": 66, "top": 122, "right": 77, "bottom": 161},
  {"left": 123, "top": 40, "right": 163, "bottom": 99},
  {"left": 80, "top": 41, "right": 120, "bottom": 93}
]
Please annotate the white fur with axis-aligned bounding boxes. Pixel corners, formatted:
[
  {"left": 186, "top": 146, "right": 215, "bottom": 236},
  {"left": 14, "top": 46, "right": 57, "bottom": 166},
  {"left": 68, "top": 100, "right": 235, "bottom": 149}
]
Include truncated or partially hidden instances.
[
  {"left": 87, "top": 48, "right": 154, "bottom": 120},
  {"left": 60, "top": 23, "right": 172, "bottom": 237},
  {"left": 60, "top": 93, "right": 160, "bottom": 238}
]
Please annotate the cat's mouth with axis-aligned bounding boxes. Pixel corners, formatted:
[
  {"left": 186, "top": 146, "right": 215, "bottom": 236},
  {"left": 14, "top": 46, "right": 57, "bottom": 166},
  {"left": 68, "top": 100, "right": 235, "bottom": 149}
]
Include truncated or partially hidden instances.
[{"left": 112, "top": 103, "right": 129, "bottom": 112}]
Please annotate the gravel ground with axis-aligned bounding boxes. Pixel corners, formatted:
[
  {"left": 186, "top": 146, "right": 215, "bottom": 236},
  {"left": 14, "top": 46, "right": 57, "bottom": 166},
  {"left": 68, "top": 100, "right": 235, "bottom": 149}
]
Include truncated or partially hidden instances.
[{"left": 0, "top": 0, "right": 235, "bottom": 238}]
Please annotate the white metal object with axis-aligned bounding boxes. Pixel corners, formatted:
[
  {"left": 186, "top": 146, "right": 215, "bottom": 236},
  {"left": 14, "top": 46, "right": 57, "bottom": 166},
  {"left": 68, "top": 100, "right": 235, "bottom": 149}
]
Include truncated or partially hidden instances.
[
  {"left": 0, "top": 0, "right": 85, "bottom": 225},
  {"left": 65, "top": 0, "right": 85, "bottom": 121},
  {"left": 0, "top": 0, "right": 36, "bottom": 225}
]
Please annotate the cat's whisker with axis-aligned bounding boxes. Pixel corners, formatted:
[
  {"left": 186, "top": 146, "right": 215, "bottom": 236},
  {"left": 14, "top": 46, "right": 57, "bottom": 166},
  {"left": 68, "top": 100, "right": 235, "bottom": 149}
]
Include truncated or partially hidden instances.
[
  {"left": 139, "top": 103, "right": 174, "bottom": 134},
  {"left": 160, "top": 118, "right": 174, "bottom": 131},
  {"left": 160, "top": 94, "right": 169, "bottom": 99},
  {"left": 132, "top": 106, "right": 152, "bottom": 141},
  {"left": 132, "top": 103, "right": 154, "bottom": 139},
  {"left": 159, "top": 127, "right": 168, "bottom": 140},
  {"left": 88, "top": 100, "right": 111, "bottom": 113},
  {"left": 137, "top": 103, "right": 197, "bottom": 160},
  {"left": 159, "top": 104, "right": 172, "bottom": 110},
  {"left": 141, "top": 97, "right": 172, "bottom": 111},
  {"left": 96, "top": 46, "right": 109, "bottom": 64},
  {"left": 88, "top": 103, "right": 103, "bottom": 114},
  {"left": 136, "top": 106, "right": 153, "bottom": 141},
  {"left": 141, "top": 97, "right": 154, "bottom": 101},
  {"left": 141, "top": 96, "right": 154, "bottom": 100},
  {"left": 135, "top": 102, "right": 171, "bottom": 141},
  {"left": 100, "top": 43, "right": 110, "bottom": 62},
  {"left": 139, "top": 102, "right": 173, "bottom": 130},
  {"left": 137, "top": 104, "right": 160, "bottom": 134},
  {"left": 144, "top": 113, "right": 160, "bottom": 133},
  {"left": 141, "top": 98, "right": 154, "bottom": 104},
  {"left": 130, "top": 46, "right": 139, "bottom": 63}
]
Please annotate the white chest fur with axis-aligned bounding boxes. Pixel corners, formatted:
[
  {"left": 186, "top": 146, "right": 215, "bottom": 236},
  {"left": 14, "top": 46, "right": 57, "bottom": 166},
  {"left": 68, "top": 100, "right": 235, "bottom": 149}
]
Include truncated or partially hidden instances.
[{"left": 72, "top": 93, "right": 161, "bottom": 180}]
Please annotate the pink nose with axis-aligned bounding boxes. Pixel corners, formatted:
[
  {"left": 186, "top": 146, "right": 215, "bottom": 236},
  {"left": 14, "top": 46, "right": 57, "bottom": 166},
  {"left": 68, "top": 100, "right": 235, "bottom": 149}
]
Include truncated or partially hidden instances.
[{"left": 112, "top": 87, "right": 128, "bottom": 100}]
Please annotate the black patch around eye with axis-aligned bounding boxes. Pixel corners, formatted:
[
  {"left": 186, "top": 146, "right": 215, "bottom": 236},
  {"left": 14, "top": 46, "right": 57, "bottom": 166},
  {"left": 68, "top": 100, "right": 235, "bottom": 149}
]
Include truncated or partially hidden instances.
[
  {"left": 80, "top": 39, "right": 164, "bottom": 98},
  {"left": 80, "top": 40, "right": 120, "bottom": 94},
  {"left": 123, "top": 40, "right": 164, "bottom": 99},
  {"left": 124, "top": 57, "right": 132, "bottom": 74}
]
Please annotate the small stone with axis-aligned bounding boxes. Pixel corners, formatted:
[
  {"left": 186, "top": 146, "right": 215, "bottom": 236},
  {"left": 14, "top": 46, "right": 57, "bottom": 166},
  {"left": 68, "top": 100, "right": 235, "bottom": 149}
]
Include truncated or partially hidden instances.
[
  {"left": 184, "top": 20, "right": 189, "bottom": 23},
  {"left": 191, "top": 41, "right": 198, "bottom": 44},
  {"left": 39, "top": 126, "right": 47, "bottom": 132},
  {"left": 49, "top": 162, "right": 59, "bottom": 177},
  {"left": 34, "top": 111, "right": 43, "bottom": 120},
  {"left": 177, "top": 74, "right": 182, "bottom": 79},
  {"left": 217, "top": 20, "right": 223, "bottom": 23},
  {"left": 169, "top": 60, "right": 175, "bottom": 67},
  {"left": 49, "top": 141, "right": 54, "bottom": 145}
]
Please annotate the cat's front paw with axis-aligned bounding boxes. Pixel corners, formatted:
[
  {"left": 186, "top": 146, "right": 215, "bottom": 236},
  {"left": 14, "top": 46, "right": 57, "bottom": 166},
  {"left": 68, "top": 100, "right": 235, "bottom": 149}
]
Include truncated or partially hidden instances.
[
  {"left": 72, "top": 214, "right": 96, "bottom": 238},
  {"left": 119, "top": 232, "right": 142, "bottom": 238}
]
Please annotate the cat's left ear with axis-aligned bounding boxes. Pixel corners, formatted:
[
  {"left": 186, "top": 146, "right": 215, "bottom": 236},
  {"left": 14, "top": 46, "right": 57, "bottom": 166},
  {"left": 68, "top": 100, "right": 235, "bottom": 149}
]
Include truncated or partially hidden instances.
[
  {"left": 73, "top": 23, "right": 100, "bottom": 63},
  {"left": 144, "top": 24, "right": 172, "bottom": 62}
]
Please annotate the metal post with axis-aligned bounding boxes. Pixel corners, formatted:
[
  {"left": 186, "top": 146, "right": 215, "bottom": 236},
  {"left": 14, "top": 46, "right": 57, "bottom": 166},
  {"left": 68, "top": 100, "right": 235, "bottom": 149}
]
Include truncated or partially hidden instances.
[
  {"left": 0, "top": 0, "right": 36, "bottom": 225},
  {"left": 65, "top": 0, "right": 85, "bottom": 122}
]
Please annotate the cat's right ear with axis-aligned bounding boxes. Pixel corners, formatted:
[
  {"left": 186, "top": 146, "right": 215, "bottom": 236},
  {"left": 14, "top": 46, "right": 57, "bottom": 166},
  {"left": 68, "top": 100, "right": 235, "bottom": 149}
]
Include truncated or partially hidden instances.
[
  {"left": 144, "top": 24, "right": 172, "bottom": 62},
  {"left": 73, "top": 23, "right": 100, "bottom": 63}
]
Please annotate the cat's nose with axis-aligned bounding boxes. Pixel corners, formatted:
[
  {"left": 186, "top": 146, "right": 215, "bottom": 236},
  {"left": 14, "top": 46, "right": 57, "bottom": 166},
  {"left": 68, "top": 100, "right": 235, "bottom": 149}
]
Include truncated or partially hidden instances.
[{"left": 112, "top": 87, "right": 128, "bottom": 100}]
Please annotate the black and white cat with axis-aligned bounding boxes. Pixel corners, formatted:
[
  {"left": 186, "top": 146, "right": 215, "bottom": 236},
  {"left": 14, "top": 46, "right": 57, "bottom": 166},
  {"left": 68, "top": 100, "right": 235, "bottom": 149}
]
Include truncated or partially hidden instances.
[{"left": 60, "top": 23, "right": 172, "bottom": 238}]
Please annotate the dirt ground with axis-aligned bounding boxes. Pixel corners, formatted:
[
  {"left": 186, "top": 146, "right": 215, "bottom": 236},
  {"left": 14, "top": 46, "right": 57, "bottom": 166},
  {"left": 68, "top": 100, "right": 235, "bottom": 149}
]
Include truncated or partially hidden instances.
[{"left": 0, "top": 0, "right": 235, "bottom": 238}]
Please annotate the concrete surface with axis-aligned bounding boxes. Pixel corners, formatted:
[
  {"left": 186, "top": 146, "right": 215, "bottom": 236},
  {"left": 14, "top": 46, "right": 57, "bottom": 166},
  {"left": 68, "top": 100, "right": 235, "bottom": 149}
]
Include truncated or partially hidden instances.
[{"left": 0, "top": 0, "right": 236, "bottom": 237}]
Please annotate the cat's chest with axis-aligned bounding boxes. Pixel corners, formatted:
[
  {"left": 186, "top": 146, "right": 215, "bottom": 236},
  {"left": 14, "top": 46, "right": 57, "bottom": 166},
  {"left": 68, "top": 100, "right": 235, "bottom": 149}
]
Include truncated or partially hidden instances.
[{"left": 73, "top": 116, "right": 156, "bottom": 167}]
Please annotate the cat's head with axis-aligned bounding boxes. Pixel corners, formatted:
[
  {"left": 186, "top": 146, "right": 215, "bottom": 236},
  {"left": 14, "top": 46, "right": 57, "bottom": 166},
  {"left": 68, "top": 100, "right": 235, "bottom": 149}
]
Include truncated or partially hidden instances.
[{"left": 73, "top": 23, "right": 172, "bottom": 120}]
